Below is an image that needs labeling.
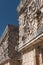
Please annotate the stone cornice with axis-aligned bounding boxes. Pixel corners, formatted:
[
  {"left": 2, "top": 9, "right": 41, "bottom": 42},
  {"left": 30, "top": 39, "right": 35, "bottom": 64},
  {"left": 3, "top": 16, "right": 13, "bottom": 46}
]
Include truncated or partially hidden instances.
[
  {"left": 18, "top": 33, "right": 43, "bottom": 51},
  {"left": 0, "top": 25, "right": 8, "bottom": 46},
  {"left": 0, "top": 24, "right": 19, "bottom": 46}
]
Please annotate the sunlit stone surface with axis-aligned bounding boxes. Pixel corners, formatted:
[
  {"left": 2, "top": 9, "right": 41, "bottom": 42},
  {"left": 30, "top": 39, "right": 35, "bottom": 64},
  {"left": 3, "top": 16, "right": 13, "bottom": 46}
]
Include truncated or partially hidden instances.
[{"left": 17, "top": 0, "right": 43, "bottom": 65}]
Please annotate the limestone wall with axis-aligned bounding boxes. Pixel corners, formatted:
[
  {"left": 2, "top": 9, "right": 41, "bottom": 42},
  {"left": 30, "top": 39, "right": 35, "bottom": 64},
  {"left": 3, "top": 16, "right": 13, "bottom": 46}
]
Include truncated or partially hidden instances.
[{"left": 22, "top": 49, "right": 36, "bottom": 65}]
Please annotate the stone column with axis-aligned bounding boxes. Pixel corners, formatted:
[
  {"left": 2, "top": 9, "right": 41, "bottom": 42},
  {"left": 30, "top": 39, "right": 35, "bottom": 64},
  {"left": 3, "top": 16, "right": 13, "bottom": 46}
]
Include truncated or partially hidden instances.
[
  {"left": 39, "top": 49, "right": 43, "bottom": 65},
  {"left": 35, "top": 46, "right": 43, "bottom": 65},
  {"left": 35, "top": 47, "right": 39, "bottom": 65}
]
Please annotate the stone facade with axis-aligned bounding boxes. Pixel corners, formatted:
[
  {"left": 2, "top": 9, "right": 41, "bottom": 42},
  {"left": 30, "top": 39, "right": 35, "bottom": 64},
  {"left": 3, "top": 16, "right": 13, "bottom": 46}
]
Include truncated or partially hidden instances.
[
  {"left": 22, "top": 49, "right": 35, "bottom": 65},
  {"left": 17, "top": 0, "right": 43, "bottom": 50},
  {"left": 0, "top": 0, "right": 43, "bottom": 65},
  {"left": 0, "top": 24, "right": 21, "bottom": 65},
  {"left": 17, "top": 0, "right": 43, "bottom": 65}
]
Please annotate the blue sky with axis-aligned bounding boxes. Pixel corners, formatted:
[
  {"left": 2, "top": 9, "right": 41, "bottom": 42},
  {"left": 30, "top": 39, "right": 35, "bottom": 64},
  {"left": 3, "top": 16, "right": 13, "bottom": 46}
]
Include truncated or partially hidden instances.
[{"left": 0, "top": 0, "right": 20, "bottom": 36}]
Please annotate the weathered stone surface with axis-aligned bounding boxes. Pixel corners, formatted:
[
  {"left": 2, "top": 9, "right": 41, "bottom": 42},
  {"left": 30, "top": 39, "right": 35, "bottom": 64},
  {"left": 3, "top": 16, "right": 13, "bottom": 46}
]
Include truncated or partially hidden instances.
[
  {"left": 17, "top": 0, "right": 43, "bottom": 65},
  {"left": 0, "top": 24, "right": 21, "bottom": 65},
  {"left": 22, "top": 49, "right": 35, "bottom": 65},
  {"left": 18, "top": 0, "right": 43, "bottom": 50}
]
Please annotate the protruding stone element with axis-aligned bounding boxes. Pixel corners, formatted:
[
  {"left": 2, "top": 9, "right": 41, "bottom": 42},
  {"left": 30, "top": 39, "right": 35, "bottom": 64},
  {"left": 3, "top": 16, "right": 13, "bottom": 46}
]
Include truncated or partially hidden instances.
[
  {"left": 17, "top": 0, "right": 43, "bottom": 49},
  {"left": 0, "top": 24, "right": 21, "bottom": 65}
]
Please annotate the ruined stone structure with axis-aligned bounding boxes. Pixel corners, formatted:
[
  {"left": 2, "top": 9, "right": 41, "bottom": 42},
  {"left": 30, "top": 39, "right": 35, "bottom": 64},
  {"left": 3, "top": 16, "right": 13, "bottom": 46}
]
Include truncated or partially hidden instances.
[
  {"left": 17, "top": 0, "right": 43, "bottom": 65},
  {"left": 0, "top": 25, "right": 21, "bottom": 65},
  {"left": 0, "top": 0, "right": 43, "bottom": 65}
]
